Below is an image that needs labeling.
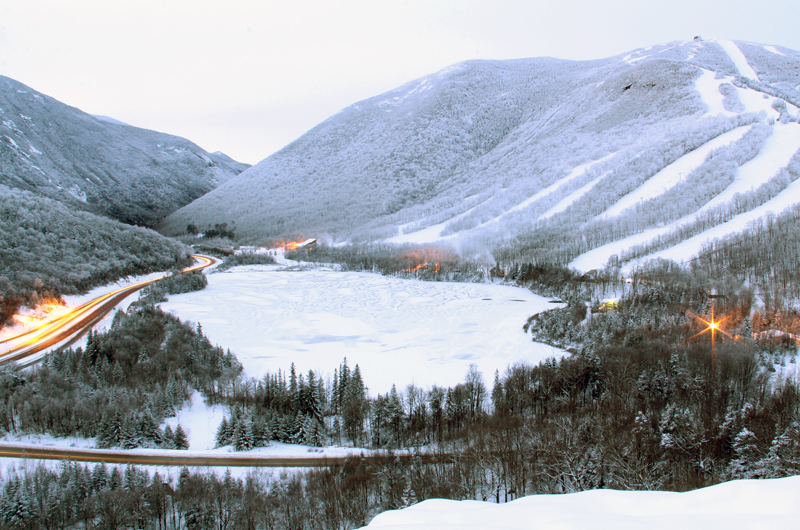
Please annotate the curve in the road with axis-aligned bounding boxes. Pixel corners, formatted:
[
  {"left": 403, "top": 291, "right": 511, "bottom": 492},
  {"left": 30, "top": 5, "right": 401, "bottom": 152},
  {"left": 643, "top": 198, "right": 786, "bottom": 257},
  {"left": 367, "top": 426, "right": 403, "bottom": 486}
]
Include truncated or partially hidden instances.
[{"left": 0, "top": 255, "right": 217, "bottom": 366}]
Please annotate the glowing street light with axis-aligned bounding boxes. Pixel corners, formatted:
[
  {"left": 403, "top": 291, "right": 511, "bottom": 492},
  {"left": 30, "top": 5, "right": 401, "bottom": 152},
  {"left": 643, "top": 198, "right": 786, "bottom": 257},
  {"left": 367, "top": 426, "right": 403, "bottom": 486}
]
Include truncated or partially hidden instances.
[{"left": 687, "top": 308, "right": 733, "bottom": 366}]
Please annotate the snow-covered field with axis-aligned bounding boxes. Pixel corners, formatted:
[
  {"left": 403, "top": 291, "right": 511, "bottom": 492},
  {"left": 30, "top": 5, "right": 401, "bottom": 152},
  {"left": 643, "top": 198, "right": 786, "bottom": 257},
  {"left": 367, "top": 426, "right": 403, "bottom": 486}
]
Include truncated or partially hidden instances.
[
  {"left": 361, "top": 475, "right": 800, "bottom": 530},
  {"left": 160, "top": 265, "right": 563, "bottom": 395}
]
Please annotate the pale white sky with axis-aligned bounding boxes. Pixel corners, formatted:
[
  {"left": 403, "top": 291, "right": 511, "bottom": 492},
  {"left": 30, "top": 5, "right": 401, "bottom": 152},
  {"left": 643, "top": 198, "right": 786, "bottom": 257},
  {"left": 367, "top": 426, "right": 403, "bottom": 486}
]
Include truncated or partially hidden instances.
[{"left": 2, "top": 0, "right": 799, "bottom": 164}]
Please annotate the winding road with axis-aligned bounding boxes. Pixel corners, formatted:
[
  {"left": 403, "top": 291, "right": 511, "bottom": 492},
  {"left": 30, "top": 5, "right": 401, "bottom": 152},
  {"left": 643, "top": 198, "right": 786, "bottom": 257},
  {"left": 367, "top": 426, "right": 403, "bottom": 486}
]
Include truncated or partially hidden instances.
[{"left": 0, "top": 255, "right": 216, "bottom": 366}]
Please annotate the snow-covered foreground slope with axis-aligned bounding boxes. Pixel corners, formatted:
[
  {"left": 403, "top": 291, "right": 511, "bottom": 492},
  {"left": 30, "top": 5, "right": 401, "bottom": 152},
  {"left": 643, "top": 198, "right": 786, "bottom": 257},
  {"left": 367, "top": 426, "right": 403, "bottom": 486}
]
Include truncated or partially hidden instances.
[
  {"left": 361, "top": 476, "right": 800, "bottom": 530},
  {"left": 160, "top": 266, "right": 563, "bottom": 394}
]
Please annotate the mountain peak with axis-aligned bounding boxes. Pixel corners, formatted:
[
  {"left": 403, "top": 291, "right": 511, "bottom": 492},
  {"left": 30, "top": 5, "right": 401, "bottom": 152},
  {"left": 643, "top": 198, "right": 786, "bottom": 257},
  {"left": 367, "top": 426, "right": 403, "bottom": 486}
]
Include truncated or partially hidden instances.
[{"left": 159, "top": 40, "right": 800, "bottom": 272}]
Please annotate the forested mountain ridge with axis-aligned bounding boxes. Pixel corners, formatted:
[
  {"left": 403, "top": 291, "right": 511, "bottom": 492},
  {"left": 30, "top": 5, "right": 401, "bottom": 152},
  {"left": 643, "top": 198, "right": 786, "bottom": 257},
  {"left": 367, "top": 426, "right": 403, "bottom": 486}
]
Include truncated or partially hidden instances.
[
  {"left": 0, "top": 75, "right": 247, "bottom": 226},
  {"left": 159, "top": 39, "right": 800, "bottom": 272}
]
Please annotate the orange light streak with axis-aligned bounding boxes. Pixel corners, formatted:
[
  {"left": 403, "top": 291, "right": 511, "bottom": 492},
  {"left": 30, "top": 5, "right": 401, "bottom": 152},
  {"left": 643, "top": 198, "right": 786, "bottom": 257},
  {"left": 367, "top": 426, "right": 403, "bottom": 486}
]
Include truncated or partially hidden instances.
[{"left": 0, "top": 255, "right": 215, "bottom": 361}]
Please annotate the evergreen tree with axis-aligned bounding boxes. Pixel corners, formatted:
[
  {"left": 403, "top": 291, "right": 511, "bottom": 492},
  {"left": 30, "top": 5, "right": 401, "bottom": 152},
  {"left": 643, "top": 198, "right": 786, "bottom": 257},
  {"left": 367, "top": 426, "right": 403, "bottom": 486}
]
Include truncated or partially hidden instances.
[
  {"left": 215, "top": 418, "right": 230, "bottom": 447},
  {"left": 491, "top": 369, "right": 504, "bottom": 413},
  {"left": 91, "top": 463, "right": 109, "bottom": 491},
  {"left": 232, "top": 420, "right": 245, "bottom": 451},
  {"left": 174, "top": 424, "right": 189, "bottom": 450},
  {"left": 342, "top": 365, "right": 366, "bottom": 445},
  {"left": 289, "top": 363, "right": 298, "bottom": 409},
  {"left": 387, "top": 384, "right": 405, "bottom": 447},
  {"left": 728, "top": 427, "right": 762, "bottom": 479},
  {"left": 109, "top": 467, "right": 122, "bottom": 490},
  {"left": 332, "top": 369, "right": 340, "bottom": 414},
  {"left": 163, "top": 425, "right": 177, "bottom": 449}
]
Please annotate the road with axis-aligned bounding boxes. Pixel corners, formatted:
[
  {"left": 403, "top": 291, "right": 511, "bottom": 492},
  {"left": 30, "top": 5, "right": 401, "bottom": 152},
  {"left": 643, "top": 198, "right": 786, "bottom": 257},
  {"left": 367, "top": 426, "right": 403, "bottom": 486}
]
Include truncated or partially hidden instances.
[
  {"left": 0, "top": 445, "right": 448, "bottom": 467},
  {"left": 0, "top": 255, "right": 217, "bottom": 366}
]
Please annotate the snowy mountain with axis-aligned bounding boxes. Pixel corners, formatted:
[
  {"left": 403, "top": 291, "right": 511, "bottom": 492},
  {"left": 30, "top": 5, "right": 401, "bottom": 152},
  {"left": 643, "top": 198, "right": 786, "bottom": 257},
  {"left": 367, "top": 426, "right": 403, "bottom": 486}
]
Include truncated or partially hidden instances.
[
  {"left": 0, "top": 76, "right": 247, "bottom": 226},
  {"left": 159, "top": 39, "right": 800, "bottom": 271},
  {"left": 210, "top": 150, "right": 251, "bottom": 174}
]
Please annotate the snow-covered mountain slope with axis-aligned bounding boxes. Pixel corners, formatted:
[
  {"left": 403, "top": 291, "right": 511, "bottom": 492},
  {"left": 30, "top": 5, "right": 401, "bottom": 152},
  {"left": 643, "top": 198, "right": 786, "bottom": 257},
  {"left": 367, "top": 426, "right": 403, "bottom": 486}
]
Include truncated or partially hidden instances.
[
  {"left": 0, "top": 76, "right": 246, "bottom": 226},
  {"left": 359, "top": 476, "right": 800, "bottom": 530},
  {"left": 159, "top": 39, "right": 800, "bottom": 271}
]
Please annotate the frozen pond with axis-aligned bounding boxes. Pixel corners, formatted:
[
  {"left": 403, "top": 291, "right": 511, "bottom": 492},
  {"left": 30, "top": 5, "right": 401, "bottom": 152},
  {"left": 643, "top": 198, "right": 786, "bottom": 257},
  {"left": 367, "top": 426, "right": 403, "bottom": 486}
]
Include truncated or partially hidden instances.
[{"left": 160, "top": 266, "right": 564, "bottom": 395}]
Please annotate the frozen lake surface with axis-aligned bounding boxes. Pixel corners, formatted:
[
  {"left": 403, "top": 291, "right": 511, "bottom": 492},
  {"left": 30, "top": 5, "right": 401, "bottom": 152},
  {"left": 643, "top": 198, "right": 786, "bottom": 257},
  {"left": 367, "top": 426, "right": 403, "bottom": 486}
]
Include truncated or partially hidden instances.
[{"left": 160, "top": 266, "right": 564, "bottom": 395}]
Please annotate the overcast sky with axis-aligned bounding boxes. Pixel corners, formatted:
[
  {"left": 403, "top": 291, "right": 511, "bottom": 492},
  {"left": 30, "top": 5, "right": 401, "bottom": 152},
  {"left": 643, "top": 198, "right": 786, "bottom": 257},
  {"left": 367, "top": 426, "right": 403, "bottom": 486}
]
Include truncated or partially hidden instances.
[{"left": 2, "top": 0, "right": 799, "bottom": 164}]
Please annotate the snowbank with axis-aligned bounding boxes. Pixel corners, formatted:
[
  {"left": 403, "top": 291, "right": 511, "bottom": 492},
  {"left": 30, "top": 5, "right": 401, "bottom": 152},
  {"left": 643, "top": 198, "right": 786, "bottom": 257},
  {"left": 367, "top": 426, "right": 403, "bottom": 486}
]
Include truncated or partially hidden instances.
[{"left": 361, "top": 476, "right": 800, "bottom": 529}]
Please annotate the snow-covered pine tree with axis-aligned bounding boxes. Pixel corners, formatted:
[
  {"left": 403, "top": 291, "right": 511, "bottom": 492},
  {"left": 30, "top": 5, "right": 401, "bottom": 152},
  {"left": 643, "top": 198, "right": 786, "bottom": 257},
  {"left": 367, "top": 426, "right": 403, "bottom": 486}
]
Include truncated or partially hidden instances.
[
  {"left": 163, "top": 424, "right": 177, "bottom": 449},
  {"left": 215, "top": 417, "right": 230, "bottom": 447},
  {"left": 728, "top": 427, "right": 762, "bottom": 479},
  {"left": 174, "top": 424, "right": 189, "bottom": 450}
]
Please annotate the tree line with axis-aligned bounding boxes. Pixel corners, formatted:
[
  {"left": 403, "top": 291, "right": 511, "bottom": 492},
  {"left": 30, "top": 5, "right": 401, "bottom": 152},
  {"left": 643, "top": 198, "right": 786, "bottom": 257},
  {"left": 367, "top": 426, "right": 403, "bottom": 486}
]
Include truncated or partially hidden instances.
[{"left": 287, "top": 243, "right": 486, "bottom": 282}]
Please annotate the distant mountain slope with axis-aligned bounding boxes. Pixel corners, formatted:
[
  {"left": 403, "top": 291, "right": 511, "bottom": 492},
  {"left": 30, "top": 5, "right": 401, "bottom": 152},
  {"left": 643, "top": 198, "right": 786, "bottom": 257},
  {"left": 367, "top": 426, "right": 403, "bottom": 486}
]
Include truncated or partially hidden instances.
[
  {"left": 159, "top": 39, "right": 800, "bottom": 271},
  {"left": 0, "top": 76, "right": 246, "bottom": 226},
  {"left": 210, "top": 151, "right": 251, "bottom": 174}
]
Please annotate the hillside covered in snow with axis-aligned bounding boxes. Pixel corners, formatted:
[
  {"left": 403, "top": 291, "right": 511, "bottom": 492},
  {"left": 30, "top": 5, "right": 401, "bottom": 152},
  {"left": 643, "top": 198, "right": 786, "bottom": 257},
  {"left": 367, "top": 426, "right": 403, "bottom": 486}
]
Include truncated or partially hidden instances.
[
  {"left": 0, "top": 76, "right": 247, "bottom": 226},
  {"left": 160, "top": 38, "right": 800, "bottom": 271}
]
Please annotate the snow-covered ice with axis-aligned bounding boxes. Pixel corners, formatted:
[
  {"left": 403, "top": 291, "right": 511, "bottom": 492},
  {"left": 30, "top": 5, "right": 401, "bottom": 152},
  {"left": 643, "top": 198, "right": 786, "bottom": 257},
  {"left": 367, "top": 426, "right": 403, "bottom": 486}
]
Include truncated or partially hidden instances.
[
  {"left": 160, "top": 266, "right": 564, "bottom": 395},
  {"left": 360, "top": 475, "right": 800, "bottom": 530}
]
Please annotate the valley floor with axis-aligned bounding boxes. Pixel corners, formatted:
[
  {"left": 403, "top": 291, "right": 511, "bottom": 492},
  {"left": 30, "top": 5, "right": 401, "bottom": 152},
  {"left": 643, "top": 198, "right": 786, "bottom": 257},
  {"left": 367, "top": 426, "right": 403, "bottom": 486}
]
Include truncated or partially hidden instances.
[
  {"left": 0, "top": 262, "right": 564, "bottom": 458},
  {"left": 159, "top": 264, "right": 565, "bottom": 395}
]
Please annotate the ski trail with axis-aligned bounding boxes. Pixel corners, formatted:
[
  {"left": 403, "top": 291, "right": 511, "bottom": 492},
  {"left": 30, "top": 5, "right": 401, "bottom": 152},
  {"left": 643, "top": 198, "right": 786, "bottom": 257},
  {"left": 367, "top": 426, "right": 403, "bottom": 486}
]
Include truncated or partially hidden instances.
[
  {"left": 503, "top": 154, "right": 616, "bottom": 217},
  {"left": 695, "top": 69, "right": 735, "bottom": 117},
  {"left": 699, "top": 122, "right": 800, "bottom": 213},
  {"left": 386, "top": 207, "right": 476, "bottom": 244},
  {"left": 717, "top": 39, "right": 760, "bottom": 81},
  {"left": 599, "top": 126, "right": 751, "bottom": 220},
  {"left": 539, "top": 171, "right": 612, "bottom": 220},
  {"left": 571, "top": 123, "right": 800, "bottom": 271},
  {"left": 624, "top": 174, "right": 800, "bottom": 270}
]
